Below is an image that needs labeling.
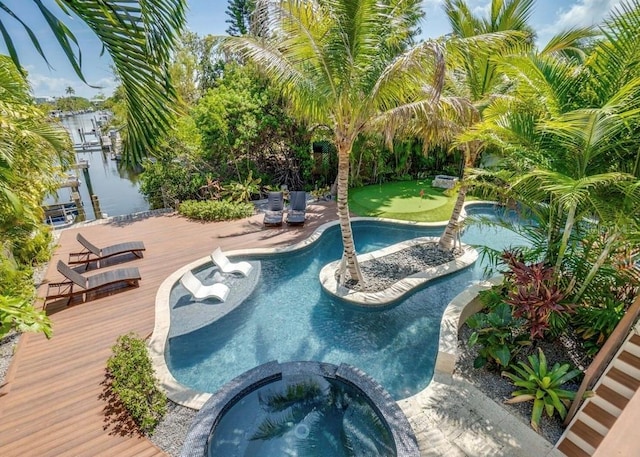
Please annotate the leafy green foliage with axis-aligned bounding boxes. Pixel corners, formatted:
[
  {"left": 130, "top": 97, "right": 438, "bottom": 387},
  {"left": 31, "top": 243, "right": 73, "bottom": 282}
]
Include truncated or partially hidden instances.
[
  {"left": 0, "top": 295, "right": 51, "bottom": 339},
  {"left": 222, "top": 171, "right": 262, "bottom": 202},
  {"left": 192, "top": 63, "right": 310, "bottom": 189},
  {"left": 105, "top": 334, "right": 166, "bottom": 434},
  {"left": 225, "top": 0, "right": 256, "bottom": 36},
  {"left": 178, "top": 199, "right": 254, "bottom": 221},
  {"left": 502, "top": 348, "right": 583, "bottom": 431},
  {"left": 574, "top": 299, "right": 626, "bottom": 355},
  {"left": 467, "top": 303, "right": 531, "bottom": 369}
]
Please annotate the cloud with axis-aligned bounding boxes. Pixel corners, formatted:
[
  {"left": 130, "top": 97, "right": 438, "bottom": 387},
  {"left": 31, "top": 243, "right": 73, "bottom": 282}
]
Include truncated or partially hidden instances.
[
  {"left": 26, "top": 66, "right": 117, "bottom": 99},
  {"left": 554, "top": 0, "right": 620, "bottom": 28}
]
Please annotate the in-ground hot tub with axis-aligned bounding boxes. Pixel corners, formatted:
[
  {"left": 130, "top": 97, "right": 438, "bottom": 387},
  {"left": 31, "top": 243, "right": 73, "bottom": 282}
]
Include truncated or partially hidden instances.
[{"left": 181, "top": 361, "right": 419, "bottom": 457}]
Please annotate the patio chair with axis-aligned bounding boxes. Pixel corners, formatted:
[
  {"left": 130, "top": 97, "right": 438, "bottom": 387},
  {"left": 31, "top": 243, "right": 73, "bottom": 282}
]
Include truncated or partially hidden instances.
[
  {"left": 211, "top": 247, "right": 253, "bottom": 277},
  {"left": 68, "top": 233, "right": 146, "bottom": 269},
  {"left": 286, "top": 191, "right": 307, "bottom": 225},
  {"left": 179, "top": 270, "right": 230, "bottom": 302},
  {"left": 46, "top": 260, "right": 141, "bottom": 306},
  {"left": 263, "top": 191, "right": 284, "bottom": 226}
]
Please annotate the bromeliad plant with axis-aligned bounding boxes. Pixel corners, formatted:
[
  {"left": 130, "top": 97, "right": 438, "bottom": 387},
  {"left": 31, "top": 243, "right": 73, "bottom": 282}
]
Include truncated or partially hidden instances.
[{"left": 502, "top": 348, "right": 583, "bottom": 431}]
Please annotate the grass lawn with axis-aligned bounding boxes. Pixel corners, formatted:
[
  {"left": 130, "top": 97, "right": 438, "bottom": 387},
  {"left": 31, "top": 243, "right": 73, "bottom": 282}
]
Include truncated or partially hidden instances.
[{"left": 348, "top": 180, "right": 461, "bottom": 222}]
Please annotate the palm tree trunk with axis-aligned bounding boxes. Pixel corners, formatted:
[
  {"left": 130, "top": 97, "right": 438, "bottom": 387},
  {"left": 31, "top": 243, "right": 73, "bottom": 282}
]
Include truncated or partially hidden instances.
[
  {"left": 555, "top": 204, "right": 577, "bottom": 270},
  {"left": 336, "top": 140, "right": 363, "bottom": 285},
  {"left": 439, "top": 185, "right": 466, "bottom": 251},
  {"left": 572, "top": 231, "right": 619, "bottom": 302}
]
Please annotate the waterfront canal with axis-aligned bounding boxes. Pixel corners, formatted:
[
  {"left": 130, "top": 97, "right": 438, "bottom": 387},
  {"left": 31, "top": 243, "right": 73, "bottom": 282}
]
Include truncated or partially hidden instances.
[{"left": 44, "top": 112, "right": 150, "bottom": 221}]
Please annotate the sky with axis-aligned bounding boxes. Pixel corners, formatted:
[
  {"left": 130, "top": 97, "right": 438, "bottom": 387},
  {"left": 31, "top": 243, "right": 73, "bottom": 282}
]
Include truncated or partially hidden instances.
[{"left": 0, "top": 0, "right": 623, "bottom": 99}]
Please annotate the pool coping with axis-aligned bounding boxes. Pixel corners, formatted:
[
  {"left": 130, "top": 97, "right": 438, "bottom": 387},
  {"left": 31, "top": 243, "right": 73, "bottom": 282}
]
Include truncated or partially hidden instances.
[
  {"left": 319, "top": 236, "right": 478, "bottom": 306},
  {"left": 148, "top": 201, "right": 501, "bottom": 410}
]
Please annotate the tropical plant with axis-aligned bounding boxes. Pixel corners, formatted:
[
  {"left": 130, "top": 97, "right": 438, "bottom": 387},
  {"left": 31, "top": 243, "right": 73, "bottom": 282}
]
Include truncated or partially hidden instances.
[
  {"left": 467, "top": 302, "right": 531, "bottom": 369},
  {"left": 502, "top": 251, "right": 571, "bottom": 339},
  {"left": 461, "top": 1, "right": 640, "bottom": 301},
  {"left": 0, "top": 0, "right": 187, "bottom": 167},
  {"left": 573, "top": 299, "right": 626, "bottom": 355},
  {"left": 222, "top": 0, "right": 448, "bottom": 285},
  {"left": 502, "top": 348, "right": 583, "bottom": 431},
  {"left": 105, "top": 333, "right": 167, "bottom": 434},
  {"left": 0, "top": 56, "right": 71, "bottom": 338},
  {"left": 222, "top": 171, "right": 261, "bottom": 202},
  {"left": 0, "top": 295, "right": 52, "bottom": 339}
]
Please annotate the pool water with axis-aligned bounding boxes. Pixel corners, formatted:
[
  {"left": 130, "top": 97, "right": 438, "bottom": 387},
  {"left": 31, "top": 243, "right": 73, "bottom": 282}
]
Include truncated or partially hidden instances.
[
  {"left": 166, "top": 205, "right": 528, "bottom": 400},
  {"left": 208, "top": 373, "right": 395, "bottom": 457}
]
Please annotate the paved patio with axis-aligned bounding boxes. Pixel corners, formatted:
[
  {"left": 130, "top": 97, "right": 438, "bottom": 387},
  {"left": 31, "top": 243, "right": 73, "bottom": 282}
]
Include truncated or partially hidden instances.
[{"left": 0, "top": 202, "right": 561, "bottom": 456}]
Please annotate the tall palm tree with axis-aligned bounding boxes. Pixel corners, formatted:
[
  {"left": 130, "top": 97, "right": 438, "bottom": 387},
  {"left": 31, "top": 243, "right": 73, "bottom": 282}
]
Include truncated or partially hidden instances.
[
  {"left": 436, "top": 0, "right": 593, "bottom": 251},
  {"left": 434, "top": 0, "right": 536, "bottom": 250},
  {"left": 461, "top": 9, "right": 640, "bottom": 288},
  {"left": 0, "top": 0, "right": 187, "bottom": 167},
  {"left": 222, "top": 0, "right": 446, "bottom": 284}
]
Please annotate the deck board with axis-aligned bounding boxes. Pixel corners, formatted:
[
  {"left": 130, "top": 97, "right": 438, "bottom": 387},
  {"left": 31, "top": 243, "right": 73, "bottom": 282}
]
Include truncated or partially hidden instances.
[{"left": 0, "top": 203, "right": 337, "bottom": 457}]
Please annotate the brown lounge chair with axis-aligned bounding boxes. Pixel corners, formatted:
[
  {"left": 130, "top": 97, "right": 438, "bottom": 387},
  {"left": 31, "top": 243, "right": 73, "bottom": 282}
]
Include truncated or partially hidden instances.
[
  {"left": 46, "top": 260, "right": 141, "bottom": 306},
  {"left": 68, "top": 233, "right": 145, "bottom": 269}
]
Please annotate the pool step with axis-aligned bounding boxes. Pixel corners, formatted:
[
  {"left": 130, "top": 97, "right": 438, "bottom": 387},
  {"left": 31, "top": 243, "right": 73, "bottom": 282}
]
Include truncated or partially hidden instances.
[{"left": 556, "top": 329, "right": 640, "bottom": 456}]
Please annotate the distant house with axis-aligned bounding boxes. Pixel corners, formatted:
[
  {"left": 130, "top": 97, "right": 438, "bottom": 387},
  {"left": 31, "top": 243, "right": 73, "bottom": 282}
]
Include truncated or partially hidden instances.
[{"left": 34, "top": 96, "right": 55, "bottom": 105}]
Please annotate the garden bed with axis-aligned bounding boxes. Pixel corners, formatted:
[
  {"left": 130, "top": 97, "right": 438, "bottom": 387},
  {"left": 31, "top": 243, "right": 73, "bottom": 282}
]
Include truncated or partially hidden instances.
[{"left": 454, "top": 323, "right": 592, "bottom": 444}]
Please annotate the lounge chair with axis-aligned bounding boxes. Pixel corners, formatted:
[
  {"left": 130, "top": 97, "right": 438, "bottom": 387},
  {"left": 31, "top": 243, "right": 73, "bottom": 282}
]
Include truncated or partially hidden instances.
[
  {"left": 179, "top": 270, "right": 230, "bottom": 302},
  {"left": 46, "top": 260, "right": 141, "bottom": 306},
  {"left": 263, "top": 191, "right": 284, "bottom": 226},
  {"left": 286, "top": 191, "right": 307, "bottom": 225},
  {"left": 211, "top": 247, "right": 253, "bottom": 277},
  {"left": 69, "top": 233, "right": 146, "bottom": 269}
]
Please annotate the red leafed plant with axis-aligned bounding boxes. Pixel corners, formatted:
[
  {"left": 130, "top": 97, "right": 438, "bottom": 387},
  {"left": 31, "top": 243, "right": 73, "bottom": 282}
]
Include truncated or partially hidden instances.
[{"left": 502, "top": 251, "right": 570, "bottom": 339}]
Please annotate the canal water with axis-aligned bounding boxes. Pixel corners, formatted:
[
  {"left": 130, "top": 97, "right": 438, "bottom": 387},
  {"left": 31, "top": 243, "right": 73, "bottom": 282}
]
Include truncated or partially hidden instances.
[{"left": 44, "top": 112, "right": 150, "bottom": 220}]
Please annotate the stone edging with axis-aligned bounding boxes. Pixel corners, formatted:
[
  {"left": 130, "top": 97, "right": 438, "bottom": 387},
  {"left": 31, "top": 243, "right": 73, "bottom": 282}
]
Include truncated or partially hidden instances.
[
  {"left": 181, "top": 361, "right": 420, "bottom": 457},
  {"left": 318, "top": 237, "right": 478, "bottom": 306},
  {"left": 433, "top": 275, "right": 503, "bottom": 375},
  {"left": 149, "top": 201, "right": 500, "bottom": 409}
]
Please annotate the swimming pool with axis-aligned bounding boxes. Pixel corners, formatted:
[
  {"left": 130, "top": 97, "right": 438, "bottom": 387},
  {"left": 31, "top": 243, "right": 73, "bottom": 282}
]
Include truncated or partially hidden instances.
[{"left": 165, "top": 203, "right": 528, "bottom": 401}]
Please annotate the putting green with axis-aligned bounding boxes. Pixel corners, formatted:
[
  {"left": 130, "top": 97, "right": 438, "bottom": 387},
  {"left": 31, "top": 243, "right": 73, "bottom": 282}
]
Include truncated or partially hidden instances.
[{"left": 348, "top": 180, "right": 458, "bottom": 222}]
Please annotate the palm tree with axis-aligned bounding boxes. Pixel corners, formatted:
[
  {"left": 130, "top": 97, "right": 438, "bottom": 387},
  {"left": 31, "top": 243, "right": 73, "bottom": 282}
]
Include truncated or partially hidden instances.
[
  {"left": 0, "top": 0, "right": 187, "bottom": 167},
  {"left": 433, "top": 0, "right": 536, "bottom": 250},
  {"left": 461, "top": 0, "right": 640, "bottom": 291},
  {"left": 65, "top": 86, "right": 75, "bottom": 97},
  {"left": 222, "top": 0, "right": 446, "bottom": 284},
  {"left": 0, "top": 56, "right": 71, "bottom": 339},
  {"left": 436, "top": 0, "right": 593, "bottom": 251}
]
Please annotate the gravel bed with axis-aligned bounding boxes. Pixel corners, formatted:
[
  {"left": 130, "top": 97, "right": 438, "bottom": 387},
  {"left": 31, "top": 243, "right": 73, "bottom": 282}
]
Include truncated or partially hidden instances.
[
  {"left": 343, "top": 242, "right": 460, "bottom": 292},
  {"left": 150, "top": 401, "right": 198, "bottom": 456},
  {"left": 0, "top": 331, "right": 20, "bottom": 385},
  {"left": 454, "top": 324, "right": 591, "bottom": 444}
]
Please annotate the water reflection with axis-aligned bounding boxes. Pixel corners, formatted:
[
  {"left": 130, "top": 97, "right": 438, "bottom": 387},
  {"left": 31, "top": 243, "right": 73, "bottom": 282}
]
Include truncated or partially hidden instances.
[{"left": 44, "top": 112, "right": 149, "bottom": 219}]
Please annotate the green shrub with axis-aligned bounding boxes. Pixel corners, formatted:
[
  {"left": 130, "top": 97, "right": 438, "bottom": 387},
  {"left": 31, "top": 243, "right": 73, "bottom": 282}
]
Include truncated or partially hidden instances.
[
  {"left": 178, "top": 199, "right": 254, "bottom": 221},
  {"left": 106, "top": 333, "right": 166, "bottom": 434},
  {"left": 467, "top": 303, "right": 531, "bottom": 369}
]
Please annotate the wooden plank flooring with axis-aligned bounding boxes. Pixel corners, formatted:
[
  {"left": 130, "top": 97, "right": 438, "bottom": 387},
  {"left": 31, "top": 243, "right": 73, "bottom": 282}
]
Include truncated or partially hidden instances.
[{"left": 0, "top": 203, "right": 337, "bottom": 457}]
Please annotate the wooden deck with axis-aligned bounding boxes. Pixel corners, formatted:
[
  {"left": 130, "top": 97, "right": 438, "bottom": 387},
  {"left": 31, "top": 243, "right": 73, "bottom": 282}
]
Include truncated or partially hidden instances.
[{"left": 0, "top": 203, "right": 337, "bottom": 457}]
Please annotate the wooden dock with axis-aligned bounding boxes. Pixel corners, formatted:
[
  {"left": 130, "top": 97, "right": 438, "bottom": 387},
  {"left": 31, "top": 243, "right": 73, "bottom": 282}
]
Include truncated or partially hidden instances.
[{"left": 0, "top": 203, "right": 336, "bottom": 457}]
